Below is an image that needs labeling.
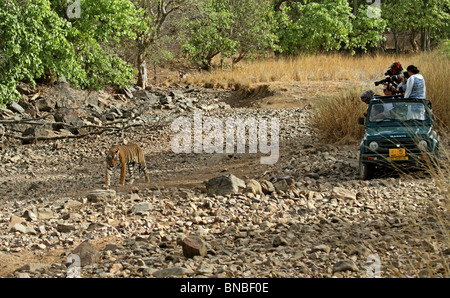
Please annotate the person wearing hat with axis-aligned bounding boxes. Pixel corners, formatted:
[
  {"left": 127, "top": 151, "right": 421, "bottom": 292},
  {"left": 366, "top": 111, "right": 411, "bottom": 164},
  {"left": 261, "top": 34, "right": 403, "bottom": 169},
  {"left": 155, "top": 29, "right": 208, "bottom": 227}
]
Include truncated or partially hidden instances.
[
  {"left": 360, "top": 90, "right": 375, "bottom": 104},
  {"left": 402, "top": 65, "right": 426, "bottom": 98},
  {"left": 360, "top": 90, "right": 375, "bottom": 117}
]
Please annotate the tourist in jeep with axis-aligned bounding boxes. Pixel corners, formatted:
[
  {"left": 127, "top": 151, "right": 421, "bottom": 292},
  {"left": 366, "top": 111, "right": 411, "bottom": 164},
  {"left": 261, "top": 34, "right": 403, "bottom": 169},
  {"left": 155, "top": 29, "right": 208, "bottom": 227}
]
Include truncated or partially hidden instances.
[{"left": 402, "top": 65, "right": 426, "bottom": 99}]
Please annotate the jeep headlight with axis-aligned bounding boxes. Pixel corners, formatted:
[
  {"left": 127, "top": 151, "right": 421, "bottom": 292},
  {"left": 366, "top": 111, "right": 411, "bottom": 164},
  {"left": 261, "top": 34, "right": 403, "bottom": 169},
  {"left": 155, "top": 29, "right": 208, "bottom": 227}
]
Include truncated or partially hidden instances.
[
  {"left": 418, "top": 140, "right": 428, "bottom": 152},
  {"left": 369, "top": 141, "right": 379, "bottom": 151}
]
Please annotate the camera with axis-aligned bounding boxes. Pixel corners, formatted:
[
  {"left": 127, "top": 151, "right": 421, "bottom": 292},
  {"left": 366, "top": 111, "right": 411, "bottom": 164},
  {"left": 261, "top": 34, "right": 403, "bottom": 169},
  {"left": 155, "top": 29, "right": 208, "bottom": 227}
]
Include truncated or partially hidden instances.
[
  {"left": 374, "top": 72, "right": 410, "bottom": 86},
  {"left": 374, "top": 76, "right": 392, "bottom": 86},
  {"left": 392, "top": 72, "right": 410, "bottom": 81}
]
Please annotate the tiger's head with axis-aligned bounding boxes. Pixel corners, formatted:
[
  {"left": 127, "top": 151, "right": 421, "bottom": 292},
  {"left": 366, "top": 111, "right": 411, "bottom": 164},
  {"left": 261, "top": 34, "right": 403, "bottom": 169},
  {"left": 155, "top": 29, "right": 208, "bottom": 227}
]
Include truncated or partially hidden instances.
[{"left": 106, "top": 145, "right": 120, "bottom": 167}]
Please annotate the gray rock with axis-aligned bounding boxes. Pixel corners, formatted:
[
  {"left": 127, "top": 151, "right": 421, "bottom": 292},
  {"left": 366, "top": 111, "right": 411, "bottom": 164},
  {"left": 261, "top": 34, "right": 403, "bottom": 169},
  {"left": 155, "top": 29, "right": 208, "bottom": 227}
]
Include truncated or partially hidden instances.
[
  {"left": 274, "top": 179, "right": 289, "bottom": 192},
  {"left": 206, "top": 174, "right": 246, "bottom": 196},
  {"left": 132, "top": 202, "right": 151, "bottom": 214},
  {"left": 153, "top": 267, "right": 186, "bottom": 278},
  {"left": 170, "top": 90, "right": 185, "bottom": 99},
  {"left": 273, "top": 235, "right": 289, "bottom": 247},
  {"left": 133, "top": 89, "right": 149, "bottom": 100},
  {"left": 332, "top": 260, "right": 358, "bottom": 273},
  {"left": 123, "top": 87, "right": 135, "bottom": 99},
  {"left": 260, "top": 180, "right": 275, "bottom": 194},
  {"left": 37, "top": 208, "right": 54, "bottom": 220},
  {"left": 10, "top": 223, "right": 37, "bottom": 235},
  {"left": 57, "top": 223, "right": 77, "bottom": 233},
  {"left": 244, "top": 179, "right": 263, "bottom": 195},
  {"left": 72, "top": 240, "right": 101, "bottom": 267},
  {"left": 53, "top": 107, "right": 83, "bottom": 129},
  {"left": 34, "top": 98, "right": 56, "bottom": 112},
  {"left": 312, "top": 244, "right": 331, "bottom": 254},
  {"left": 104, "top": 243, "right": 123, "bottom": 252},
  {"left": 180, "top": 236, "right": 207, "bottom": 258},
  {"left": 87, "top": 189, "right": 116, "bottom": 202},
  {"left": 18, "top": 263, "right": 50, "bottom": 273},
  {"left": 23, "top": 210, "right": 37, "bottom": 221},
  {"left": 7, "top": 102, "right": 25, "bottom": 114},
  {"left": 15, "top": 272, "right": 31, "bottom": 278},
  {"left": 22, "top": 124, "right": 58, "bottom": 140},
  {"left": 332, "top": 187, "right": 357, "bottom": 201}
]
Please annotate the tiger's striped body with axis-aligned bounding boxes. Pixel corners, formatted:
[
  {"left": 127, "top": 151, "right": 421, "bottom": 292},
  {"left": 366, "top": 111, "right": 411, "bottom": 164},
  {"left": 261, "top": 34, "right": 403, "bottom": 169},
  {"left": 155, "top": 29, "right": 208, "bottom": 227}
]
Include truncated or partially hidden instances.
[{"left": 105, "top": 144, "right": 150, "bottom": 188}]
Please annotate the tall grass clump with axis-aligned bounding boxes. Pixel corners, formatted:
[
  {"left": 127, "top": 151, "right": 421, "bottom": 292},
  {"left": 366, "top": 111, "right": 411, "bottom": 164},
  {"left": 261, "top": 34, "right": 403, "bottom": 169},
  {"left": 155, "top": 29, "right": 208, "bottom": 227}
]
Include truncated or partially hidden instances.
[
  {"left": 416, "top": 50, "right": 450, "bottom": 129},
  {"left": 311, "top": 84, "right": 367, "bottom": 144}
]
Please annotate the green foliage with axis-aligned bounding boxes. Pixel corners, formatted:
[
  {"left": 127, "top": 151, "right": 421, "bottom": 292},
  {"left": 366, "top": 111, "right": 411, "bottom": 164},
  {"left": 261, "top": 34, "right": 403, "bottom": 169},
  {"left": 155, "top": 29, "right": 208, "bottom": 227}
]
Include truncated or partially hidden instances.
[
  {"left": 62, "top": 0, "right": 140, "bottom": 90},
  {"left": 0, "top": 0, "right": 140, "bottom": 105},
  {"left": 275, "top": 0, "right": 354, "bottom": 54},
  {"left": 0, "top": 0, "right": 74, "bottom": 104},
  {"left": 181, "top": 0, "right": 237, "bottom": 68},
  {"left": 348, "top": 4, "right": 387, "bottom": 53},
  {"left": 131, "top": 0, "right": 189, "bottom": 87},
  {"left": 382, "top": 0, "right": 449, "bottom": 51},
  {"left": 181, "top": 0, "right": 277, "bottom": 68},
  {"left": 274, "top": 0, "right": 387, "bottom": 55},
  {"left": 439, "top": 39, "right": 450, "bottom": 57}
]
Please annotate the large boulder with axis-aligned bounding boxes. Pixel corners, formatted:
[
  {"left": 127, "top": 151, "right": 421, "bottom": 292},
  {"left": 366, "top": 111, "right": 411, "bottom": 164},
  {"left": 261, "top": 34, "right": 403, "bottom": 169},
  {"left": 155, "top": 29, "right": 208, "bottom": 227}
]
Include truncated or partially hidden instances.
[
  {"left": 179, "top": 236, "right": 207, "bottom": 258},
  {"left": 53, "top": 107, "right": 84, "bottom": 133},
  {"left": 206, "top": 174, "right": 246, "bottom": 196}
]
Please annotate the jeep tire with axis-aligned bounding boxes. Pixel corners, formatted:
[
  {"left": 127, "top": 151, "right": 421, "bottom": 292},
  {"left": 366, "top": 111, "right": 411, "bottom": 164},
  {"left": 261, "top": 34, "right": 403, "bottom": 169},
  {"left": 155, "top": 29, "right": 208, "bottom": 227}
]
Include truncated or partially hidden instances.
[{"left": 359, "top": 154, "right": 374, "bottom": 180}]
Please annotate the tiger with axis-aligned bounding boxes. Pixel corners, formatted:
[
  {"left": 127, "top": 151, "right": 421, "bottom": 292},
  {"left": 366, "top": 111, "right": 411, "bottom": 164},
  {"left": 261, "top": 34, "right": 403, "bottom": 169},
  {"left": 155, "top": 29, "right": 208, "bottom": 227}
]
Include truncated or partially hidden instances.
[{"left": 105, "top": 144, "right": 150, "bottom": 188}]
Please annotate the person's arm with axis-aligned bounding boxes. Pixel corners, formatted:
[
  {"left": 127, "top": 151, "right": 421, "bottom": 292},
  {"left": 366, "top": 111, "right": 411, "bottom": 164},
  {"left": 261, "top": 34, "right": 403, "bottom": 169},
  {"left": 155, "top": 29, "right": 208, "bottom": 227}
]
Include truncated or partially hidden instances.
[{"left": 404, "top": 75, "right": 415, "bottom": 98}]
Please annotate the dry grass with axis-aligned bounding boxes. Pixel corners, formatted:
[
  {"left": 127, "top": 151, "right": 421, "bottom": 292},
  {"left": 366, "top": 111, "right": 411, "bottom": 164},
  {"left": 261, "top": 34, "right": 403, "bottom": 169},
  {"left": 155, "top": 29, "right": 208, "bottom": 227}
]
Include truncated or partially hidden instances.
[
  {"left": 416, "top": 52, "right": 450, "bottom": 130},
  {"left": 185, "top": 53, "right": 395, "bottom": 90},
  {"left": 310, "top": 84, "right": 367, "bottom": 143},
  {"left": 184, "top": 52, "right": 447, "bottom": 87}
]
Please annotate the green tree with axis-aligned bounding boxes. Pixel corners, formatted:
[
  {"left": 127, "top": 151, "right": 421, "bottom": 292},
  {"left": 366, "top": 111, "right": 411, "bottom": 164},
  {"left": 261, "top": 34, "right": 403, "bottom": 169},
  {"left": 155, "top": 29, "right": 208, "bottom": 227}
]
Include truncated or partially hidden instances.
[
  {"left": 182, "top": 0, "right": 277, "bottom": 69},
  {"left": 224, "top": 0, "right": 278, "bottom": 65},
  {"left": 274, "top": 0, "right": 354, "bottom": 54},
  {"left": 383, "top": 0, "right": 449, "bottom": 52},
  {"left": 52, "top": 0, "right": 142, "bottom": 89},
  {"left": 132, "top": 0, "right": 190, "bottom": 88},
  {"left": 0, "top": 0, "right": 75, "bottom": 104},
  {"left": 0, "top": 0, "right": 141, "bottom": 106},
  {"left": 348, "top": 3, "right": 386, "bottom": 54},
  {"left": 416, "top": 0, "right": 450, "bottom": 51}
]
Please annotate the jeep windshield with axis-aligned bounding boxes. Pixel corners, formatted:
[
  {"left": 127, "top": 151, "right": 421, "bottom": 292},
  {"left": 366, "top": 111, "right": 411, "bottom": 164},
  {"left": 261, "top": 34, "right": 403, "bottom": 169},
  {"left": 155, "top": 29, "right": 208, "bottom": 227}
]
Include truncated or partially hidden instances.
[{"left": 367, "top": 99, "right": 430, "bottom": 125}]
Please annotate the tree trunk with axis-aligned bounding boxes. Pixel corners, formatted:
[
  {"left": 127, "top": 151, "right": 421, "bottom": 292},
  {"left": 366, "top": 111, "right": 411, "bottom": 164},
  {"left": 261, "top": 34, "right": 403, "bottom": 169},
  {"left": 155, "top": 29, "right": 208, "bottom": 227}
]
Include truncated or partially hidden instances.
[
  {"left": 421, "top": 29, "right": 431, "bottom": 52},
  {"left": 393, "top": 31, "right": 400, "bottom": 54},
  {"left": 353, "top": 0, "right": 358, "bottom": 15},
  {"left": 410, "top": 30, "right": 418, "bottom": 52},
  {"left": 137, "top": 53, "right": 147, "bottom": 89},
  {"left": 425, "top": 29, "right": 431, "bottom": 51}
]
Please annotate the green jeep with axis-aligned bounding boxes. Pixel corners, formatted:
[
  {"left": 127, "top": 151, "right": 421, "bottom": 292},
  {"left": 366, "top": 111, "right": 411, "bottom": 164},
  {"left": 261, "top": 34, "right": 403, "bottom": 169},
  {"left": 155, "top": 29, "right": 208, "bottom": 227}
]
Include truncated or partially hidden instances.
[{"left": 358, "top": 95, "right": 440, "bottom": 180}]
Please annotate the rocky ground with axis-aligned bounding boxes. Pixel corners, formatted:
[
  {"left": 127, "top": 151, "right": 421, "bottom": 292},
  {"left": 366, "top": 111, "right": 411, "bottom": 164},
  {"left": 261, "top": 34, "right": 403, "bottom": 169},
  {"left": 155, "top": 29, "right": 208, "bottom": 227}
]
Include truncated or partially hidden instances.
[{"left": 0, "top": 82, "right": 448, "bottom": 278}]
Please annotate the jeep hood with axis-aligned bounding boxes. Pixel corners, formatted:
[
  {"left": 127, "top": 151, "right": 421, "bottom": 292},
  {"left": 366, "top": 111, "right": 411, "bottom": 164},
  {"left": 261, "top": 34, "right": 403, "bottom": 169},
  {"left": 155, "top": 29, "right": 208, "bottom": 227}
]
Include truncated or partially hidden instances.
[{"left": 365, "top": 125, "right": 432, "bottom": 139}]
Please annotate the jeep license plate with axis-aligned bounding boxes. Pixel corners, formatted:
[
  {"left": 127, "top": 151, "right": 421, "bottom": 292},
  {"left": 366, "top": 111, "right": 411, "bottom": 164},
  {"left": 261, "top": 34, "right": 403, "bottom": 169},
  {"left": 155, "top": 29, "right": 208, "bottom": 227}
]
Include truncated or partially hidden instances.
[{"left": 389, "top": 148, "right": 408, "bottom": 161}]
